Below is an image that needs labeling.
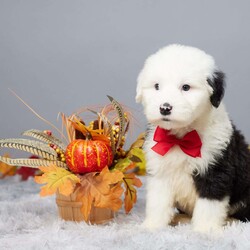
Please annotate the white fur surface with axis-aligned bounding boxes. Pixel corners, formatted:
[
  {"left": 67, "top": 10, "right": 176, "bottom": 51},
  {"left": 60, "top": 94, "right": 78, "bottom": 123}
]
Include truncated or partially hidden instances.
[{"left": 1, "top": 176, "right": 250, "bottom": 250}]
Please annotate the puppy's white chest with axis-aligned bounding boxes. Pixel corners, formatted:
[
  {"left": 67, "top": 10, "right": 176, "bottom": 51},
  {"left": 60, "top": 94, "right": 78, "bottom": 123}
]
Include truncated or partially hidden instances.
[
  {"left": 160, "top": 150, "right": 198, "bottom": 215},
  {"left": 171, "top": 167, "right": 197, "bottom": 215},
  {"left": 145, "top": 132, "right": 200, "bottom": 215}
]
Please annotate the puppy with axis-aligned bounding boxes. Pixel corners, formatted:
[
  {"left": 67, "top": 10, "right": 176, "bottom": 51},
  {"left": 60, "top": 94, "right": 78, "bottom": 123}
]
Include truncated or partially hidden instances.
[{"left": 136, "top": 44, "right": 250, "bottom": 233}]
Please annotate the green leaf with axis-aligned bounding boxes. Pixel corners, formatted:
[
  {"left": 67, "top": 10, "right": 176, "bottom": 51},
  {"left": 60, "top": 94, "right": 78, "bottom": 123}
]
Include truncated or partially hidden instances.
[
  {"left": 113, "top": 158, "right": 132, "bottom": 172},
  {"left": 127, "top": 148, "right": 146, "bottom": 175}
]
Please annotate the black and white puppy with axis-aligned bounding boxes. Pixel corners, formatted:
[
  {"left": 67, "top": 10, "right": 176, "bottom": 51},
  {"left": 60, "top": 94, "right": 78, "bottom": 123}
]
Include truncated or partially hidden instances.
[{"left": 136, "top": 44, "right": 250, "bottom": 233}]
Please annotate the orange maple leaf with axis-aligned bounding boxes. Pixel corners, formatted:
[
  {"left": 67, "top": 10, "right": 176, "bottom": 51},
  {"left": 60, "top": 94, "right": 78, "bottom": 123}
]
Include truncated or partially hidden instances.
[
  {"left": 123, "top": 165, "right": 143, "bottom": 214},
  {"left": 75, "top": 166, "right": 124, "bottom": 220},
  {"left": 0, "top": 154, "right": 17, "bottom": 178},
  {"left": 34, "top": 164, "right": 80, "bottom": 197}
]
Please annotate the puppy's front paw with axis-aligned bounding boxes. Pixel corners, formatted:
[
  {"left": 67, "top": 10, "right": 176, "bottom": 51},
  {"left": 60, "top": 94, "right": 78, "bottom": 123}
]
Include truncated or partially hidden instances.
[
  {"left": 142, "top": 218, "right": 166, "bottom": 231},
  {"left": 193, "top": 223, "right": 223, "bottom": 235}
]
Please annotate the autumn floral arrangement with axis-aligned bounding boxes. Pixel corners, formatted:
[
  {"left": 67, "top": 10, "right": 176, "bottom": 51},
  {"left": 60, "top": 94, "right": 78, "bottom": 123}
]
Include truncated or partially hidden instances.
[{"left": 0, "top": 96, "right": 144, "bottom": 223}]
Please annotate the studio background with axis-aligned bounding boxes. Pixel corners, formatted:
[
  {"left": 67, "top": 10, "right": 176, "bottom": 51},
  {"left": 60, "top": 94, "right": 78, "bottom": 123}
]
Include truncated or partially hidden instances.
[{"left": 0, "top": 0, "right": 250, "bottom": 155}]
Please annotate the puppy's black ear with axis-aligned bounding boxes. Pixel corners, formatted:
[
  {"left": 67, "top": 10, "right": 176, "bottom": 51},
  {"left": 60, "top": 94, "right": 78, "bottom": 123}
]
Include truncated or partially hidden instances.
[{"left": 207, "top": 70, "right": 225, "bottom": 108}]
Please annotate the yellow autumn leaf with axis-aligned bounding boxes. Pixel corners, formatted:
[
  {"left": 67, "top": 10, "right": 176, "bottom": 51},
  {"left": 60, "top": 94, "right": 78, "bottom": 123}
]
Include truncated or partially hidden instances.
[{"left": 34, "top": 164, "right": 80, "bottom": 197}]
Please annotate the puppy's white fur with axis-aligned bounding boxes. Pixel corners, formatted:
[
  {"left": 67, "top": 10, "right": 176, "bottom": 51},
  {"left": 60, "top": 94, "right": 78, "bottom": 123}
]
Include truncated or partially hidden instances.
[{"left": 137, "top": 44, "right": 233, "bottom": 233}]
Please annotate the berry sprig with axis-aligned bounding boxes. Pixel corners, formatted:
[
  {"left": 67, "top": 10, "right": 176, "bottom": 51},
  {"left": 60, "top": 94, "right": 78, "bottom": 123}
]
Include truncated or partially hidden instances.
[{"left": 44, "top": 130, "right": 66, "bottom": 163}]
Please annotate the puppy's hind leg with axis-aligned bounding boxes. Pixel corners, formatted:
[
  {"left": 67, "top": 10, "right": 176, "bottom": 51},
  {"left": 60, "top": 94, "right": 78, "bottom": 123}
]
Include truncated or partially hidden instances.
[{"left": 143, "top": 176, "right": 175, "bottom": 230}]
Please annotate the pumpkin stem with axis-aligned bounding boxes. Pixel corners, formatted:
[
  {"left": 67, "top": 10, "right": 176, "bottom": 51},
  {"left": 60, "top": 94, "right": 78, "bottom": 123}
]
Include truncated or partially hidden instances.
[
  {"left": 85, "top": 129, "right": 93, "bottom": 140},
  {"left": 74, "top": 120, "right": 93, "bottom": 140}
]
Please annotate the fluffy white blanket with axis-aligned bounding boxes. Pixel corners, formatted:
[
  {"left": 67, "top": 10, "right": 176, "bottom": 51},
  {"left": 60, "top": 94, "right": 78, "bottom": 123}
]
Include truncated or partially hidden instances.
[{"left": 1, "top": 176, "right": 250, "bottom": 250}]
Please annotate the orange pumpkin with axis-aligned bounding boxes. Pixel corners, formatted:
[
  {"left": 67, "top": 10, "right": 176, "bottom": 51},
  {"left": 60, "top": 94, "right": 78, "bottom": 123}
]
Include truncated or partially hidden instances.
[{"left": 65, "top": 139, "right": 113, "bottom": 174}]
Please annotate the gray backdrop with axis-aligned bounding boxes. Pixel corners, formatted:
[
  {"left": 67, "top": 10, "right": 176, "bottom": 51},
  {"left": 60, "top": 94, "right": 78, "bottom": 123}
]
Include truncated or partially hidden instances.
[{"left": 0, "top": 0, "right": 250, "bottom": 155}]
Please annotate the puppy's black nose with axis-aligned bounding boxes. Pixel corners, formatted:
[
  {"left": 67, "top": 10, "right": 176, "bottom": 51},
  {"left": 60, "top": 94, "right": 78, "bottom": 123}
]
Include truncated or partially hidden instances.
[{"left": 160, "top": 103, "right": 173, "bottom": 116}]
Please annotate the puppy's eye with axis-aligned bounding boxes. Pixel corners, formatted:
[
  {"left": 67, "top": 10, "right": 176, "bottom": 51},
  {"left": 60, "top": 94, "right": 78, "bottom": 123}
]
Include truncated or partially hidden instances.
[
  {"left": 182, "top": 84, "right": 190, "bottom": 91},
  {"left": 154, "top": 83, "right": 160, "bottom": 90}
]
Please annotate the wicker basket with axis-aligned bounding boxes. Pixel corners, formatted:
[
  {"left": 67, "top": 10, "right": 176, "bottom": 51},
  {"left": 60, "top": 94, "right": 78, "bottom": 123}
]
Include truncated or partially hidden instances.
[{"left": 56, "top": 191, "right": 114, "bottom": 224}]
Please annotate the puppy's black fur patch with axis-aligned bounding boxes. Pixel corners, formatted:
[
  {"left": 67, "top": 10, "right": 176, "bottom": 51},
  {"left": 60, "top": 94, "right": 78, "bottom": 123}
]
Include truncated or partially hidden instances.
[
  {"left": 207, "top": 71, "right": 225, "bottom": 108},
  {"left": 193, "top": 125, "right": 250, "bottom": 221}
]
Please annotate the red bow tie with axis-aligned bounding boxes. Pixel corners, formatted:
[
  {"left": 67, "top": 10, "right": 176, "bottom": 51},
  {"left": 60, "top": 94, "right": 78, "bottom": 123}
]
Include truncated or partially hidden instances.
[{"left": 151, "top": 126, "right": 202, "bottom": 158}]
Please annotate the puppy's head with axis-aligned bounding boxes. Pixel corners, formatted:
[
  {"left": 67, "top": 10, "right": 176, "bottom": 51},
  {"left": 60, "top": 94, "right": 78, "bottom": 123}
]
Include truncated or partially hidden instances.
[{"left": 136, "top": 44, "right": 225, "bottom": 130}]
